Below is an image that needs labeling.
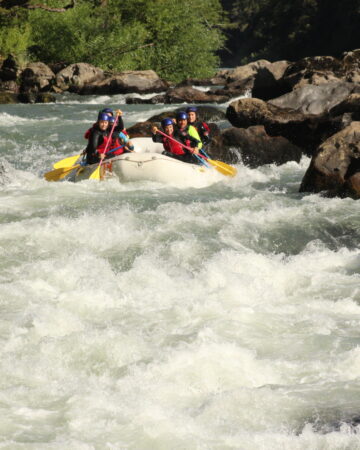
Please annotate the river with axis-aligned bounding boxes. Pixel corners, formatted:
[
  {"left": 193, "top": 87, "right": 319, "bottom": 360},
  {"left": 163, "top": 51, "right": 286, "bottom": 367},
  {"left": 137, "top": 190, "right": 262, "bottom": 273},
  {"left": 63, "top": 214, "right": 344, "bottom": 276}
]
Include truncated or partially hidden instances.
[{"left": 0, "top": 94, "right": 359, "bottom": 449}]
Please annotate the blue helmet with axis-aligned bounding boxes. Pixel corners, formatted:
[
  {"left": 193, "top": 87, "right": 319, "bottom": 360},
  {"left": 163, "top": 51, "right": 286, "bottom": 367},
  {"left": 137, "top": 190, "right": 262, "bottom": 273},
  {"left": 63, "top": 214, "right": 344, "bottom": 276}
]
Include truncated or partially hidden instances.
[
  {"left": 161, "top": 118, "right": 173, "bottom": 128},
  {"left": 98, "top": 112, "right": 110, "bottom": 122},
  {"left": 108, "top": 116, "right": 115, "bottom": 123},
  {"left": 176, "top": 111, "right": 187, "bottom": 121},
  {"left": 186, "top": 106, "right": 197, "bottom": 113},
  {"left": 100, "top": 107, "right": 113, "bottom": 116}
]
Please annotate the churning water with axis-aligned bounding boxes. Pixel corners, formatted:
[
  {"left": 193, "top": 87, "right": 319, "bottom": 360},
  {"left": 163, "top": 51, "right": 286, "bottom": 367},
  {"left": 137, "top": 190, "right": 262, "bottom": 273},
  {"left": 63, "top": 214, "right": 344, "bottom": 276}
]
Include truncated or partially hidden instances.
[{"left": 0, "top": 96, "right": 359, "bottom": 449}]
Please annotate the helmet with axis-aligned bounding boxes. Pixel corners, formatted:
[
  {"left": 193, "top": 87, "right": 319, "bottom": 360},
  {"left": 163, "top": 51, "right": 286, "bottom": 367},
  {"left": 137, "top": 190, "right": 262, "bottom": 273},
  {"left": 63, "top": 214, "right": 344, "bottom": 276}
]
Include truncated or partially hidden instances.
[
  {"left": 161, "top": 118, "right": 173, "bottom": 128},
  {"left": 98, "top": 112, "right": 110, "bottom": 122},
  {"left": 108, "top": 116, "right": 115, "bottom": 123},
  {"left": 176, "top": 111, "right": 187, "bottom": 121},
  {"left": 186, "top": 106, "right": 197, "bottom": 113},
  {"left": 100, "top": 108, "right": 113, "bottom": 116}
]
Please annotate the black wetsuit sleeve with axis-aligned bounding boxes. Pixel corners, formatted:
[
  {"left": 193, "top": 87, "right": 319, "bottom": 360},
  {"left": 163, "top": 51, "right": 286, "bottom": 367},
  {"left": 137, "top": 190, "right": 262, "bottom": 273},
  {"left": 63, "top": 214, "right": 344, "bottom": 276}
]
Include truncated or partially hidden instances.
[
  {"left": 152, "top": 134, "right": 163, "bottom": 143},
  {"left": 86, "top": 129, "right": 103, "bottom": 156},
  {"left": 186, "top": 134, "right": 201, "bottom": 148},
  {"left": 114, "top": 116, "right": 125, "bottom": 133}
]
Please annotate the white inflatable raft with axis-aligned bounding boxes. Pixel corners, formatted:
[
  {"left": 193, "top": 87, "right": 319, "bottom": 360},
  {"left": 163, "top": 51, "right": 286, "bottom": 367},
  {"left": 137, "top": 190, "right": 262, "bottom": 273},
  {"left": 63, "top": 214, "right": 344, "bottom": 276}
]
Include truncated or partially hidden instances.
[{"left": 73, "top": 152, "right": 224, "bottom": 188}]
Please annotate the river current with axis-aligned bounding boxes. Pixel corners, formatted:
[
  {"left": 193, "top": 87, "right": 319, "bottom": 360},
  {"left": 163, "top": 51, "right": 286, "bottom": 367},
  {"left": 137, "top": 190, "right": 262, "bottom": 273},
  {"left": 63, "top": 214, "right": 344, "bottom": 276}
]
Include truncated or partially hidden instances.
[{"left": 0, "top": 94, "right": 360, "bottom": 449}]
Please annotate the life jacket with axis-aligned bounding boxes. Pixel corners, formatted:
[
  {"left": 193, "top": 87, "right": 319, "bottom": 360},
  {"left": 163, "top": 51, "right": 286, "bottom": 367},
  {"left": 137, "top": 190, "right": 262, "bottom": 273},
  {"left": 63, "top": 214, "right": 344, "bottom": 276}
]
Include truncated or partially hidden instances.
[
  {"left": 109, "top": 135, "right": 124, "bottom": 156},
  {"left": 84, "top": 123, "right": 97, "bottom": 140},
  {"left": 96, "top": 135, "right": 110, "bottom": 154},
  {"left": 177, "top": 125, "right": 193, "bottom": 149},
  {"left": 162, "top": 134, "right": 185, "bottom": 155},
  {"left": 189, "top": 121, "right": 210, "bottom": 145}
]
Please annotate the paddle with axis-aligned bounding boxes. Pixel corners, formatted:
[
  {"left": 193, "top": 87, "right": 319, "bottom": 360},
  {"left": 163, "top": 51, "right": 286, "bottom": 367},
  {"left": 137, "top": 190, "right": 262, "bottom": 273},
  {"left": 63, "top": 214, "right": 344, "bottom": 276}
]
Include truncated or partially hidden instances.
[
  {"left": 156, "top": 129, "right": 237, "bottom": 177},
  {"left": 199, "top": 148, "right": 237, "bottom": 177},
  {"left": 44, "top": 163, "right": 82, "bottom": 181},
  {"left": 89, "top": 114, "right": 120, "bottom": 180},
  {"left": 44, "top": 145, "right": 125, "bottom": 182},
  {"left": 53, "top": 153, "right": 82, "bottom": 169}
]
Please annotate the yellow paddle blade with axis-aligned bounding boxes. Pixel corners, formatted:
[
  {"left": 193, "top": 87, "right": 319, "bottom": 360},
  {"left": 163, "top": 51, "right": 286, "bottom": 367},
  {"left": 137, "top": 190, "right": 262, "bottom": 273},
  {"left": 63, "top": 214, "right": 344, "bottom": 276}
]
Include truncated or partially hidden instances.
[
  {"left": 89, "top": 165, "right": 101, "bottom": 180},
  {"left": 53, "top": 154, "right": 81, "bottom": 169},
  {"left": 207, "top": 159, "right": 237, "bottom": 177},
  {"left": 44, "top": 164, "right": 80, "bottom": 182}
]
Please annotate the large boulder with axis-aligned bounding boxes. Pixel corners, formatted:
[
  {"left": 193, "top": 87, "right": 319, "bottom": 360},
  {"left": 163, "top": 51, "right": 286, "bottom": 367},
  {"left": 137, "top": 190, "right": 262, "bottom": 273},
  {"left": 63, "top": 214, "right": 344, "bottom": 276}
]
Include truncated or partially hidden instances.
[
  {"left": 78, "top": 70, "right": 168, "bottom": 95},
  {"left": 269, "top": 81, "right": 360, "bottom": 115},
  {"left": 219, "top": 59, "right": 291, "bottom": 101},
  {"left": 342, "top": 49, "right": 360, "bottom": 83},
  {"left": 20, "top": 62, "right": 55, "bottom": 93},
  {"left": 226, "top": 97, "right": 345, "bottom": 155},
  {"left": 281, "top": 56, "right": 344, "bottom": 90},
  {"left": 329, "top": 93, "right": 360, "bottom": 120},
  {"left": 165, "top": 86, "right": 229, "bottom": 104},
  {"left": 213, "top": 125, "right": 303, "bottom": 166},
  {"left": 55, "top": 63, "right": 105, "bottom": 92},
  {"left": 299, "top": 122, "right": 360, "bottom": 198}
]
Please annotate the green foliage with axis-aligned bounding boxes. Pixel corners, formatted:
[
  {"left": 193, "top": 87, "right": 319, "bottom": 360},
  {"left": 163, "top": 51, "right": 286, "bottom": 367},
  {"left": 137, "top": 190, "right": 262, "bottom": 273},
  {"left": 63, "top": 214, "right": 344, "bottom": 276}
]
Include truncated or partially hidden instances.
[
  {"left": 225, "top": 0, "right": 360, "bottom": 64},
  {"left": 119, "top": 0, "right": 226, "bottom": 81},
  {"left": 0, "top": 8, "right": 32, "bottom": 60},
  {"left": 0, "top": 0, "right": 226, "bottom": 81}
]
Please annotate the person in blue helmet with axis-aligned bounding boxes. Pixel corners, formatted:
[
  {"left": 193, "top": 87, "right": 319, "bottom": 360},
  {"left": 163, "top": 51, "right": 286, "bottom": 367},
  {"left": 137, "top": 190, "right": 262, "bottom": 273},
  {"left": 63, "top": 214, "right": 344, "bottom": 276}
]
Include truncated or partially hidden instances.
[
  {"left": 175, "top": 111, "right": 203, "bottom": 152},
  {"left": 151, "top": 117, "right": 201, "bottom": 164},
  {"left": 99, "top": 107, "right": 125, "bottom": 132},
  {"left": 84, "top": 112, "right": 111, "bottom": 165},
  {"left": 186, "top": 106, "right": 211, "bottom": 148}
]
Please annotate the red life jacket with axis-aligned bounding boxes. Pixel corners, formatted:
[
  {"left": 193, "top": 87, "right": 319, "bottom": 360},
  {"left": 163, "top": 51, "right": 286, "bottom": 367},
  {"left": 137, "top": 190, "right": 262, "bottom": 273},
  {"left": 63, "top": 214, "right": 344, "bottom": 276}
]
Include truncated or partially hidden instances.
[
  {"left": 109, "top": 136, "right": 124, "bottom": 155},
  {"left": 84, "top": 123, "right": 97, "bottom": 140},
  {"left": 96, "top": 135, "right": 110, "bottom": 154},
  {"left": 163, "top": 134, "right": 185, "bottom": 155}
]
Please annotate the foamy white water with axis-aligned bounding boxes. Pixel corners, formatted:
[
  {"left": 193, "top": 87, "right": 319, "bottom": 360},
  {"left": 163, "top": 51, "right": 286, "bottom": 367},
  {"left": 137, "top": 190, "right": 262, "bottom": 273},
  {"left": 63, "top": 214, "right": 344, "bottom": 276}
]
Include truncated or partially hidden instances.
[{"left": 0, "top": 100, "right": 360, "bottom": 449}]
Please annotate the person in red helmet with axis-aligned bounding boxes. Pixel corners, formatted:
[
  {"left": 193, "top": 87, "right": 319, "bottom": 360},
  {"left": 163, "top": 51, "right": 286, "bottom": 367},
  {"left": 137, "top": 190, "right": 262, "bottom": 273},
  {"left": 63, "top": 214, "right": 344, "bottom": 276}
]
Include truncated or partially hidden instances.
[
  {"left": 151, "top": 118, "right": 201, "bottom": 164},
  {"left": 186, "top": 106, "right": 211, "bottom": 148}
]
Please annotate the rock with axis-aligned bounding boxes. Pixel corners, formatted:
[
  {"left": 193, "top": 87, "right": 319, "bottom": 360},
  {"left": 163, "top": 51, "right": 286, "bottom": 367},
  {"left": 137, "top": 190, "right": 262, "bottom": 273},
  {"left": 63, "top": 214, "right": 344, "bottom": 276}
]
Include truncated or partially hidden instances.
[
  {"left": 0, "top": 92, "right": 18, "bottom": 104},
  {"left": 342, "top": 49, "right": 360, "bottom": 83},
  {"left": 0, "top": 54, "right": 21, "bottom": 81},
  {"left": 299, "top": 122, "right": 360, "bottom": 198},
  {"left": 20, "top": 62, "right": 55, "bottom": 93},
  {"left": 329, "top": 93, "right": 360, "bottom": 120},
  {"left": 217, "top": 125, "right": 302, "bottom": 167},
  {"left": 126, "top": 95, "right": 167, "bottom": 104},
  {"left": 269, "top": 81, "right": 360, "bottom": 115},
  {"left": 55, "top": 63, "right": 105, "bottom": 91},
  {"left": 165, "top": 86, "right": 229, "bottom": 104},
  {"left": 282, "top": 56, "right": 344, "bottom": 90},
  {"left": 218, "top": 59, "right": 291, "bottom": 101},
  {"left": 126, "top": 121, "right": 153, "bottom": 138},
  {"left": 0, "top": 79, "right": 19, "bottom": 94},
  {"left": 226, "top": 97, "right": 345, "bottom": 155},
  {"left": 78, "top": 70, "right": 168, "bottom": 95},
  {"left": 17, "top": 92, "right": 56, "bottom": 103}
]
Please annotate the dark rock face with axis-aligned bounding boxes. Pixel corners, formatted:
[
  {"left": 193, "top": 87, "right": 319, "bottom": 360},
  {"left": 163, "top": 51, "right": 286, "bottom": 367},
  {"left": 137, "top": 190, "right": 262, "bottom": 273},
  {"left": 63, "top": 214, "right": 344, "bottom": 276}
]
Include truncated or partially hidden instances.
[
  {"left": 165, "top": 86, "right": 229, "bottom": 104},
  {"left": 215, "top": 125, "right": 303, "bottom": 166},
  {"left": 226, "top": 97, "right": 346, "bottom": 155},
  {"left": 0, "top": 54, "right": 21, "bottom": 81},
  {"left": 300, "top": 122, "right": 360, "bottom": 198},
  {"left": 20, "top": 62, "right": 55, "bottom": 94},
  {"left": 269, "top": 82, "right": 360, "bottom": 115}
]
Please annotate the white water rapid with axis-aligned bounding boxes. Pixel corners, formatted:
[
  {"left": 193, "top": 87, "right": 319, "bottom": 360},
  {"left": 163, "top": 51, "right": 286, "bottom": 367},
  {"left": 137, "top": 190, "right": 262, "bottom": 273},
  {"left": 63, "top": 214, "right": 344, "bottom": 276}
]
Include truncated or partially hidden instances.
[{"left": 0, "top": 98, "right": 359, "bottom": 449}]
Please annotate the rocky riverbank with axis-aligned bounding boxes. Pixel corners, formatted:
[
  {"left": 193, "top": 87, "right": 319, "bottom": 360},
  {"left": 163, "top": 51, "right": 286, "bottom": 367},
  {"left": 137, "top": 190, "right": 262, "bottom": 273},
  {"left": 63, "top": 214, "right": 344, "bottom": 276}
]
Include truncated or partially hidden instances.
[{"left": 1, "top": 50, "right": 359, "bottom": 198}]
